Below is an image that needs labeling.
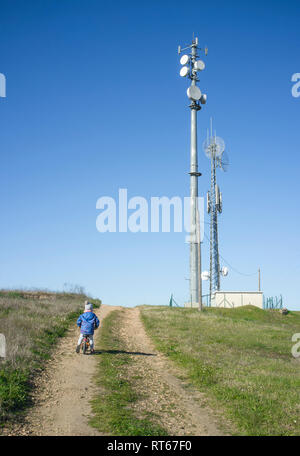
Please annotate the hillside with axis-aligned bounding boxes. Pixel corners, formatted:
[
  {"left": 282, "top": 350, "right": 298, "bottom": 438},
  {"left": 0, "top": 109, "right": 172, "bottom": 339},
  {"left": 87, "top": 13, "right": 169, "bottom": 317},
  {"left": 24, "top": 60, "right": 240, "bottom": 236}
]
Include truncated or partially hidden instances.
[
  {"left": 141, "top": 305, "right": 300, "bottom": 436},
  {"left": 1, "top": 301, "right": 299, "bottom": 436}
]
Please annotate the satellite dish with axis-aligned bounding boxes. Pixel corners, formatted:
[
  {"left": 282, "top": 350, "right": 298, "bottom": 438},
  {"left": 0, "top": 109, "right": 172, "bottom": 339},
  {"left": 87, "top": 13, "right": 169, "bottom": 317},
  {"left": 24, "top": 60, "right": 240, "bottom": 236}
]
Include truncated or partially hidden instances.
[
  {"left": 187, "top": 85, "right": 201, "bottom": 101},
  {"left": 202, "top": 136, "right": 225, "bottom": 159},
  {"left": 200, "top": 94, "right": 207, "bottom": 105},
  {"left": 194, "top": 60, "right": 205, "bottom": 71},
  {"left": 201, "top": 271, "right": 210, "bottom": 281},
  {"left": 217, "top": 150, "right": 229, "bottom": 172},
  {"left": 221, "top": 266, "right": 228, "bottom": 277},
  {"left": 180, "top": 54, "right": 189, "bottom": 65},
  {"left": 180, "top": 66, "right": 189, "bottom": 77}
]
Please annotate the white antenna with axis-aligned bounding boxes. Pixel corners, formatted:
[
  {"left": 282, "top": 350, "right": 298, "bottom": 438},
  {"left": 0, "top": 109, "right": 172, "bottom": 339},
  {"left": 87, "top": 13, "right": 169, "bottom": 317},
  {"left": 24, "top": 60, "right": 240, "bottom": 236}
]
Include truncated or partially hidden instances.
[
  {"left": 201, "top": 271, "right": 210, "bottom": 281},
  {"left": 221, "top": 266, "right": 229, "bottom": 277},
  {"left": 217, "top": 150, "right": 229, "bottom": 172},
  {"left": 202, "top": 135, "right": 224, "bottom": 158}
]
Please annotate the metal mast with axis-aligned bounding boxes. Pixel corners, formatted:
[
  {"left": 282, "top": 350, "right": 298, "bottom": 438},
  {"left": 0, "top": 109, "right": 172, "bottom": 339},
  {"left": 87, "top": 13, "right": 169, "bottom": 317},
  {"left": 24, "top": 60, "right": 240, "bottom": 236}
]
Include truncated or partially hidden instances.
[
  {"left": 178, "top": 37, "right": 207, "bottom": 307},
  {"left": 204, "top": 120, "right": 226, "bottom": 301},
  {"left": 209, "top": 135, "right": 221, "bottom": 296}
]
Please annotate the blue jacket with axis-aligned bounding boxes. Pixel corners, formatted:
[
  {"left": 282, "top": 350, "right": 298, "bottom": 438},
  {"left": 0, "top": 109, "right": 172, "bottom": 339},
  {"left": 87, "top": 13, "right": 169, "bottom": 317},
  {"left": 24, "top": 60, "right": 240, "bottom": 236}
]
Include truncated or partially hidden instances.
[{"left": 77, "top": 311, "right": 100, "bottom": 335}]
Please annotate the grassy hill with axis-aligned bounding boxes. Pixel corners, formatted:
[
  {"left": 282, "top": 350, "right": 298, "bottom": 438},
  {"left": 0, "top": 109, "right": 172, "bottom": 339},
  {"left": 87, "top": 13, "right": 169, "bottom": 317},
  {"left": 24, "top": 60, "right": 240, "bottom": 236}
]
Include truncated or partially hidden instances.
[
  {"left": 141, "top": 305, "right": 300, "bottom": 436},
  {"left": 0, "top": 290, "right": 101, "bottom": 425}
]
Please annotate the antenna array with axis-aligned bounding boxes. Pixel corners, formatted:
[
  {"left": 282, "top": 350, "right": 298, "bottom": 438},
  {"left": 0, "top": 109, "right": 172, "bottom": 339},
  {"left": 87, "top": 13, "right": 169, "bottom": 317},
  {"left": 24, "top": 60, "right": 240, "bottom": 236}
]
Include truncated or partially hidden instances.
[
  {"left": 178, "top": 36, "right": 207, "bottom": 308},
  {"left": 203, "top": 119, "right": 229, "bottom": 300}
]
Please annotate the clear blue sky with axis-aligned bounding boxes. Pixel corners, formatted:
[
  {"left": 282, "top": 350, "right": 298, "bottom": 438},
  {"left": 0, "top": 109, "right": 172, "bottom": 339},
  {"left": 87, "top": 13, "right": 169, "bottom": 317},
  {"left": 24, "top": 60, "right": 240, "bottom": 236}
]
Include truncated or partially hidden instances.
[{"left": 0, "top": 0, "right": 299, "bottom": 309}]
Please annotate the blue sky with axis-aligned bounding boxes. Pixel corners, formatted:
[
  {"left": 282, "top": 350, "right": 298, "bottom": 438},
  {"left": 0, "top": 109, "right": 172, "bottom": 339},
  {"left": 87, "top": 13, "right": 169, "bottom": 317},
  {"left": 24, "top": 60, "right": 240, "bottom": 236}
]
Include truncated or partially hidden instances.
[{"left": 0, "top": 0, "right": 299, "bottom": 309}]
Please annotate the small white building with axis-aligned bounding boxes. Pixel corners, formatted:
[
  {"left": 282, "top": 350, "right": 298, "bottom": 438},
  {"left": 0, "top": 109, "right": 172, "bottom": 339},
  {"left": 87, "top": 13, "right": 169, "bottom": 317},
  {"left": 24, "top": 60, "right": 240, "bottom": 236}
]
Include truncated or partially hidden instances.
[
  {"left": 185, "top": 291, "right": 264, "bottom": 309},
  {"left": 211, "top": 291, "right": 263, "bottom": 308}
]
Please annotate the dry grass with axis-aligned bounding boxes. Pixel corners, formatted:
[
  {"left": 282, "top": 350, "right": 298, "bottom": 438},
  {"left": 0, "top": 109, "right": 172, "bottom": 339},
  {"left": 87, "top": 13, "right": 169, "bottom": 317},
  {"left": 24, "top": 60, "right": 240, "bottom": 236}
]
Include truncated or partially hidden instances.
[
  {"left": 0, "top": 291, "right": 101, "bottom": 422},
  {"left": 0, "top": 295, "right": 83, "bottom": 368}
]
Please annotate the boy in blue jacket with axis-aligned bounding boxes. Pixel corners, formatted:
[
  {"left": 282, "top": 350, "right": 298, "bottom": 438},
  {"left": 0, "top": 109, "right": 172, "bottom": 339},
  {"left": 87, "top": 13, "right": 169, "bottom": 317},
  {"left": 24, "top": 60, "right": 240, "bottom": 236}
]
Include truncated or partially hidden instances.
[{"left": 76, "top": 301, "right": 100, "bottom": 354}]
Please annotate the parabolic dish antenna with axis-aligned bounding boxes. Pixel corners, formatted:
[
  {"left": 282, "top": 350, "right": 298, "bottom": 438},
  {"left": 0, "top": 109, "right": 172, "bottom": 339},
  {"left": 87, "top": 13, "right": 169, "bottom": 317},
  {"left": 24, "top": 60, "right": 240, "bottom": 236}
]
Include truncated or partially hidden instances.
[
  {"left": 194, "top": 60, "right": 205, "bottom": 71},
  {"left": 202, "top": 136, "right": 225, "bottom": 159},
  {"left": 221, "top": 266, "right": 229, "bottom": 277},
  {"left": 180, "top": 54, "right": 189, "bottom": 65},
  {"left": 187, "top": 85, "right": 201, "bottom": 101},
  {"left": 201, "top": 271, "right": 210, "bottom": 281},
  {"left": 180, "top": 66, "right": 189, "bottom": 77}
]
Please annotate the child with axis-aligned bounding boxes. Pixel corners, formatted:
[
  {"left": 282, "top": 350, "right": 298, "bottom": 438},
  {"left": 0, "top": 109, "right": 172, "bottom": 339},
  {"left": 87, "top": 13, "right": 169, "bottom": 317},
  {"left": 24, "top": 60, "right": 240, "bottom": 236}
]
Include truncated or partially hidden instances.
[{"left": 76, "top": 301, "right": 100, "bottom": 354}]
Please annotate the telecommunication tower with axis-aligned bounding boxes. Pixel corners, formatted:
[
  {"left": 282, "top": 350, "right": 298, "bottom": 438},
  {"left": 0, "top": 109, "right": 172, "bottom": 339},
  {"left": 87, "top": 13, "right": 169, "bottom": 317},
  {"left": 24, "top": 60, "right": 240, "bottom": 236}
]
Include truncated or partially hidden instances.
[
  {"left": 203, "top": 119, "right": 229, "bottom": 300},
  {"left": 178, "top": 36, "right": 208, "bottom": 308}
]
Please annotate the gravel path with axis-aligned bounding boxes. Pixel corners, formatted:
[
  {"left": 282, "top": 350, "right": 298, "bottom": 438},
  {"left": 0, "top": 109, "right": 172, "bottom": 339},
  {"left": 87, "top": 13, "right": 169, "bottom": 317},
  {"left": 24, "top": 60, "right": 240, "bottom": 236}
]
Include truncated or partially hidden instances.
[{"left": 3, "top": 305, "right": 227, "bottom": 436}]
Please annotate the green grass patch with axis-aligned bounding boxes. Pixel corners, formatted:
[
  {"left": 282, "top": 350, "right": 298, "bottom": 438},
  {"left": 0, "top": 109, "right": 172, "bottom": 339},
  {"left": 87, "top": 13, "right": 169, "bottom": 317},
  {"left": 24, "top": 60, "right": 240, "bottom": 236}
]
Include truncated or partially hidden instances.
[
  {"left": 0, "top": 291, "right": 24, "bottom": 299},
  {"left": 90, "top": 310, "right": 167, "bottom": 436},
  {"left": 0, "top": 368, "right": 30, "bottom": 414},
  {"left": 140, "top": 305, "right": 300, "bottom": 436}
]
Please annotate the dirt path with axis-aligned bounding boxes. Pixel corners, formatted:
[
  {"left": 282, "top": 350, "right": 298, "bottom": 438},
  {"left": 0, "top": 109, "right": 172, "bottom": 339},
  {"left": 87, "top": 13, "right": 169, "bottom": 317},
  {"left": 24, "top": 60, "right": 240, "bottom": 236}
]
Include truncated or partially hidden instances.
[
  {"left": 4, "top": 305, "right": 228, "bottom": 436},
  {"left": 5, "top": 304, "right": 119, "bottom": 436},
  {"left": 119, "top": 308, "right": 227, "bottom": 436}
]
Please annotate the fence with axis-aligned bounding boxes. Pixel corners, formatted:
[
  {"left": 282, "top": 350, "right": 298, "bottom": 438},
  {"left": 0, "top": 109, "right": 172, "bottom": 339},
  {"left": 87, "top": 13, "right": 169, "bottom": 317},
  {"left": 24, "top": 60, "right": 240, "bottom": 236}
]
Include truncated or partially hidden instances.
[
  {"left": 263, "top": 295, "right": 283, "bottom": 310},
  {"left": 181, "top": 293, "right": 283, "bottom": 310},
  {"left": 169, "top": 294, "right": 181, "bottom": 307}
]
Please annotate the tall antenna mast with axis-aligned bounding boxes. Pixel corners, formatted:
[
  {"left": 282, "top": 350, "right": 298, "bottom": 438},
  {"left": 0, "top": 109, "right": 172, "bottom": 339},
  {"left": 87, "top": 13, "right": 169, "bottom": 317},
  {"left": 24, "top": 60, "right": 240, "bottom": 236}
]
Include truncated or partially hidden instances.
[
  {"left": 178, "top": 36, "right": 207, "bottom": 308},
  {"left": 203, "top": 119, "right": 229, "bottom": 303}
]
